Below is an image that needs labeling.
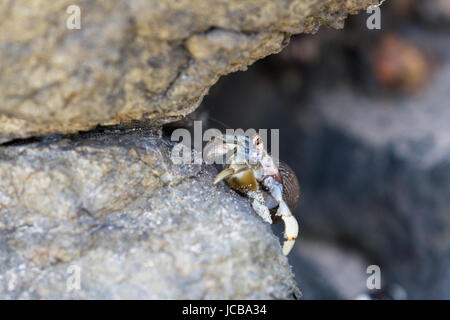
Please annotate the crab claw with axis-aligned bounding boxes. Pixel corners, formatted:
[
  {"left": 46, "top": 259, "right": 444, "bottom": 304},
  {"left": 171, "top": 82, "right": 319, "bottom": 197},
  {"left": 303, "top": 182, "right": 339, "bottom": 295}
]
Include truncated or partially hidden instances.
[
  {"left": 278, "top": 201, "right": 299, "bottom": 256},
  {"left": 203, "top": 135, "right": 251, "bottom": 165},
  {"left": 265, "top": 180, "right": 299, "bottom": 256},
  {"left": 205, "top": 146, "right": 235, "bottom": 163},
  {"left": 203, "top": 138, "right": 237, "bottom": 164},
  {"left": 214, "top": 167, "right": 235, "bottom": 184}
]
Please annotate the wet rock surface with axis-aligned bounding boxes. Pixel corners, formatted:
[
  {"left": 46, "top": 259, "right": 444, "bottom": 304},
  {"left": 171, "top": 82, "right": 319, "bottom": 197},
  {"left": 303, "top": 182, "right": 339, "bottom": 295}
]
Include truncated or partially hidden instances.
[
  {"left": 0, "top": 128, "right": 300, "bottom": 299},
  {"left": 0, "top": 0, "right": 373, "bottom": 143}
]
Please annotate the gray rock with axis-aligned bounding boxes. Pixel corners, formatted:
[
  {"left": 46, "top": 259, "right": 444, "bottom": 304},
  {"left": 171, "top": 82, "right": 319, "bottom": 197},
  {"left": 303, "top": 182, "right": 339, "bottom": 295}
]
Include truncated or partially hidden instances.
[
  {"left": 0, "top": 0, "right": 373, "bottom": 143},
  {"left": 0, "top": 128, "right": 300, "bottom": 299}
]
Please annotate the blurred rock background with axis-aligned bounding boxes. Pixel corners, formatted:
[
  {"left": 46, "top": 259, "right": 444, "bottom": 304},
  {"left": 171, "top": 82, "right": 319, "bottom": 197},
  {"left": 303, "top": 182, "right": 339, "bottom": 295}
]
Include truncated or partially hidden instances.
[{"left": 199, "top": 0, "right": 450, "bottom": 299}]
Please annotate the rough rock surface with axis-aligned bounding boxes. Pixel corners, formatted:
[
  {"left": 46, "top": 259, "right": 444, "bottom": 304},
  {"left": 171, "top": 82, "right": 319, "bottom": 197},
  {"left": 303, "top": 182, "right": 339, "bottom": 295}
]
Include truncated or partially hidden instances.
[
  {"left": 0, "top": 128, "right": 300, "bottom": 299},
  {"left": 0, "top": 0, "right": 373, "bottom": 143}
]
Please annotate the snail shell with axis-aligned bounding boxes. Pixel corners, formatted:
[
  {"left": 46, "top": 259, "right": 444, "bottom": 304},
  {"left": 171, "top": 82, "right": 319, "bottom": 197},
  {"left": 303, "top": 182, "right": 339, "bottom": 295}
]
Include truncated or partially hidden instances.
[{"left": 279, "top": 161, "right": 300, "bottom": 213}]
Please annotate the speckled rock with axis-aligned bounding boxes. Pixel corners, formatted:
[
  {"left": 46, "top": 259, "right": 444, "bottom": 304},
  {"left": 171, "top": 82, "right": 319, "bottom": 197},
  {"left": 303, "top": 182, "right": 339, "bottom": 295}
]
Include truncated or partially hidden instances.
[
  {"left": 0, "top": 128, "right": 300, "bottom": 299},
  {"left": 0, "top": 0, "right": 373, "bottom": 143}
]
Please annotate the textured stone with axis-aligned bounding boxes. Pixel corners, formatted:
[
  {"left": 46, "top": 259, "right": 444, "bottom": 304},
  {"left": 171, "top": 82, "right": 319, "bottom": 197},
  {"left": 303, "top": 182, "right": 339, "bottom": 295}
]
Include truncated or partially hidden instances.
[
  {"left": 0, "top": 128, "right": 300, "bottom": 299},
  {"left": 0, "top": 0, "right": 373, "bottom": 143}
]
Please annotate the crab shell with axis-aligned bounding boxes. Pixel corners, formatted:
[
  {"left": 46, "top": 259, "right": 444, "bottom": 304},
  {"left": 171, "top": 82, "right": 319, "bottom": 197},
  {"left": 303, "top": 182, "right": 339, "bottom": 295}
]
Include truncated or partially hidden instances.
[{"left": 279, "top": 161, "right": 300, "bottom": 213}]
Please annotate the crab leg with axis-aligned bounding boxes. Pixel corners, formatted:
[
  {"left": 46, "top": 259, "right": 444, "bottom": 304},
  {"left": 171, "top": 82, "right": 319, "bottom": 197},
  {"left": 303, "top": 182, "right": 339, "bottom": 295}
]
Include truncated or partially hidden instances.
[
  {"left": 213, "top": 164, "right": 250, "bottom": 184},
  {"left": 213, "top": 167, "right": 235, "bottom": 184},
  {"left": 204, "top": 141, "right": 237, "bottom": 163},
  {"left": 266, "top": 180, "right": 299, "bottom": 256},
  {"left": 247, "top": 190, "right": 273, "bottom": 224},
  {"left": 278, "top": 200, "right": 299, "bottom": 255},
  {"left": 204, "top": 135, "right": 251, "bottom": 165}
]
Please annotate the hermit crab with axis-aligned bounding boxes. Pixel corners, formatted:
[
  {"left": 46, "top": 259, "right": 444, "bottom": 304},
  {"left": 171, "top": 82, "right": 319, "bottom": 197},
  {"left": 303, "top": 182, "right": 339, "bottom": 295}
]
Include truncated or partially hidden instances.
[{"left": 204, "top": 133, "right": 300, "bottom": 255}]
